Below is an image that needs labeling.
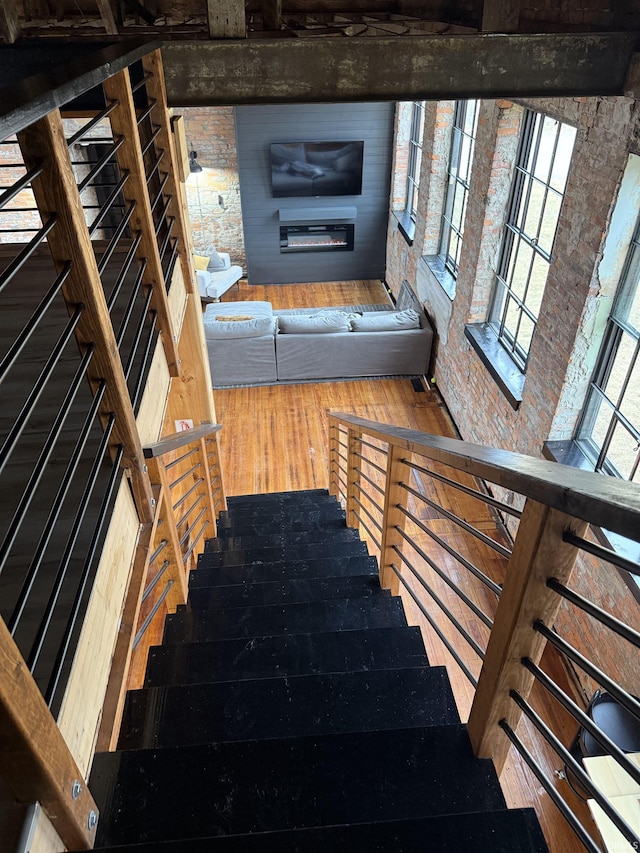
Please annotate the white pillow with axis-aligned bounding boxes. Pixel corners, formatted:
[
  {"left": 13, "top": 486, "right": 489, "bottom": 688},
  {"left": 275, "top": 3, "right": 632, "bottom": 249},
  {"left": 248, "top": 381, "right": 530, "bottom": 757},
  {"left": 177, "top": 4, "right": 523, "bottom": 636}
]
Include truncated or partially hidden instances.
[
  {"left": 277, "top": 312, "right": 351, "bottom": 334},
  {"left": 207, "top": 250, "right": 228, "bottom": 272},
  {"left": 204, "top": 315, "right": 275, "bottom": 340},
  {"left": 350, "top": 309, "right": 421, "bottom": 332}
]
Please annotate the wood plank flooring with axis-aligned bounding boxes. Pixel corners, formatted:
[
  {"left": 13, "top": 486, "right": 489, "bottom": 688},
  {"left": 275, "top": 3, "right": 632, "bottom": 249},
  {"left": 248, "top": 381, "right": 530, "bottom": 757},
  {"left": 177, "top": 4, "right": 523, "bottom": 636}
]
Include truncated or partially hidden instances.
[{"left": 206, "top": 280, "right": 598, "bottom": 853}]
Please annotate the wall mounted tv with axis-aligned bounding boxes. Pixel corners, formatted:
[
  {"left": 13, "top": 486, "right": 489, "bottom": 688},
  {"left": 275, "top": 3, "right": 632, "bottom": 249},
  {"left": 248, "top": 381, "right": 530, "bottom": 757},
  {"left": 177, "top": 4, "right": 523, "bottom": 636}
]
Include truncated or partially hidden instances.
[{"left": 270, "top": 141, "right": 364, "bottom": 198}]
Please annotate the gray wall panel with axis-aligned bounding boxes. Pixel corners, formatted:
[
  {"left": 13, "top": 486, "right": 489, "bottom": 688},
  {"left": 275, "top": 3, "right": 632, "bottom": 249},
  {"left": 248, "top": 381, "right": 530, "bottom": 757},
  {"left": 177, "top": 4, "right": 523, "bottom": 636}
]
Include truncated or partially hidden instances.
[{"left": 235, "top": 103, "right": 394, "bottom": 285}]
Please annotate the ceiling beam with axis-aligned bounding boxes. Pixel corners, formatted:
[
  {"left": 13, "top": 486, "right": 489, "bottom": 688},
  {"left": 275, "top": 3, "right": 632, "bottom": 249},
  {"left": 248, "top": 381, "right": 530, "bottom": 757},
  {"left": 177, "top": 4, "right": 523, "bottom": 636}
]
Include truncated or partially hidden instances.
[
  {"left": 161, "top": 33, "right": 639, "bottom": 106},
  {"left": 481, "top": 0, "right": 519, "bottom": 32},
  {"left": 208, "top": 0, "right": 246, "bottom": 37}
]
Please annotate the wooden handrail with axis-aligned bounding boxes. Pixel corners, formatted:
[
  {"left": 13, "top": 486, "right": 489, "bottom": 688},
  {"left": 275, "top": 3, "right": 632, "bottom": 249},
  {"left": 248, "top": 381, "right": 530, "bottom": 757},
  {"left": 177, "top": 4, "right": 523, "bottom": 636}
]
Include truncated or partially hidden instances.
[
  {"left": 0, "top": 618, "right": 98, "bottom": 850},
  {"left": 143, "top": 423, "right": 222, "bottom": 458},
  {"left": 328, "top": 411, "right": 640, "bottom": 791},
  {"left": 328, "top": 412, "right": 640, "bottom": 538}
]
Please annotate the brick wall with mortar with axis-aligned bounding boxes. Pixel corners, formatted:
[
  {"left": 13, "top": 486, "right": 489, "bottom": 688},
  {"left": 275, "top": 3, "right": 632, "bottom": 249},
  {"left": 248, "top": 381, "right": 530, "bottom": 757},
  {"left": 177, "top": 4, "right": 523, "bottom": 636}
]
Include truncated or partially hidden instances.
[
  {"left": 181, "top": 107, "right": 246, "bottom": 271},
  {"left": 386, "top": 92, "right": 640, "bottom": 704}
]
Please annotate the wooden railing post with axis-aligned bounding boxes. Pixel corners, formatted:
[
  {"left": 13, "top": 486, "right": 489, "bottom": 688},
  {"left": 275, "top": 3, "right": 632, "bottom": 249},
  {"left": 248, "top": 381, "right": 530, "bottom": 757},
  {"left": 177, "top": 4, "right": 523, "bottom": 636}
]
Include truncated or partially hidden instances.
[
  {"left": 0, "top": 618, "right": 98, "bottom": 850},
  {"left": 379, "top": 443, "right": 409, "bottom": 594},
  {"left": 141, "top": 48, "right": 196, "bottom": 294},
  {"left": 345, "top": 427, "right": 361, "bottom": 529},
  {"left": 18, "top": 109, "right": 154, "bottom": 523},
  {"left": 102, "top": 67, "right": 181, "bottom": 376},
  {"left": 205, "top": 432, "right": 227, "bottom": 521},
  {"left": 328, "top": 419, "right": 340, "bottom": 499},
  {"left": 467, "top": 499, "right": 588, "bottom": 773}
]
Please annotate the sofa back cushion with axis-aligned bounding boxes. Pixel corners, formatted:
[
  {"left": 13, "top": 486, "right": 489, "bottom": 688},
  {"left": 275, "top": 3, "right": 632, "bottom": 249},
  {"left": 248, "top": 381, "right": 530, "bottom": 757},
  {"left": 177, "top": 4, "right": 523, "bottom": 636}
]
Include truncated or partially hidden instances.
[
  {"left": 350, "top": 309, "right": 421, "bottom": 332},
  {"left": 277, "top": 311, "right": 351, "bottom": 334},
  {"left": 204, "top": 315, "right": 275, "bottom": 340}
]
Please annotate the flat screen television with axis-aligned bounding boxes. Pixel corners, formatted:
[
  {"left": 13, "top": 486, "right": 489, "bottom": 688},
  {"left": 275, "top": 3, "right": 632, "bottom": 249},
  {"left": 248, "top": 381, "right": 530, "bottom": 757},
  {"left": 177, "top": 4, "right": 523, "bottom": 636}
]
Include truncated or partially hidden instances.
[{"left": 270, "top": 141, "right": 364, "bottom": 198}]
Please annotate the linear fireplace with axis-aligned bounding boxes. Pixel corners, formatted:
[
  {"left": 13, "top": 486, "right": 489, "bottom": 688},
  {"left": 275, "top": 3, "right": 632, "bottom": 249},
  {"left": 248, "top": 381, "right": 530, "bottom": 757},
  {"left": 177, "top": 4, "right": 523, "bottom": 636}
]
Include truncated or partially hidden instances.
[{"left": 279, "top": 223, "right": 354, "bottom": 253}]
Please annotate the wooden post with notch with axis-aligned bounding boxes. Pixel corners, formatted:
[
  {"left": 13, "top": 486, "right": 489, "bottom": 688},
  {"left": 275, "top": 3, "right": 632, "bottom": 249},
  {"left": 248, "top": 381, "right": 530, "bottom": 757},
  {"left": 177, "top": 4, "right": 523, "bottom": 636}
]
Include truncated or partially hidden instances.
[
  {"left": 467, "top": 500, "right": 588, "bottom": 772},
  {"left": 102, "top": 68, "right": 181, "bottom": 377},
  {"left": 379, "top": 442, "right": 409, "bottom": 595},
  {"left": 0, "top": 618, "right": 98, "bottom": 850},
  {"left": 141, "top": 49, "right": 196, "bottom": 294},
  {"left": 18, "top": 109, "right": 154, "bottom": 523},
  {"left": 205, "top": 432, "right": 227, "bottom": 520}
]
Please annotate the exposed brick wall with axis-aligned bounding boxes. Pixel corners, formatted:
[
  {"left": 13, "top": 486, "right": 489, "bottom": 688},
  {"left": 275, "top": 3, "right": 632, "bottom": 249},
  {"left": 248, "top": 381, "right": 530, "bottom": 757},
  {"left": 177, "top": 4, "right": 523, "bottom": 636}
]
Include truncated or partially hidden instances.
[{"left": 181, "top": 107, "right": 246, "bottom": 270}]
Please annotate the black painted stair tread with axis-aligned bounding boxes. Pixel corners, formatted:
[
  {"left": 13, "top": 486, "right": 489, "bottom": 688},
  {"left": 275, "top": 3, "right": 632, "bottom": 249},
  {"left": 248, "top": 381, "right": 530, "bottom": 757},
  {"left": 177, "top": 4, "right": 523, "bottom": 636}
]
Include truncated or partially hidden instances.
[
  {"left": 189, "top": 555, "right": 378, "bottom": 588},
  {"left": 226, "top": 489, "right": 331, "bottom": 504},
  {"left": 118, "top": 667, "right": 459, "bottom": 750},
  {"left": 185, "top": 574, "right": 386, "bottom": 610},
  {"left": 143, "top": 626, "right": 430, "bottom": 688},
  {"left": 198, "top": 539, "right": 368, "bottom": 568},
  {"left": 205, "top": 527, "right": 360, "bottom": 552},
  {"left": 90, "top": 726, "right": 506, "bottom": 846},
  {"left": 163, "top": 596, "right": 408, "bottom": 643},
  {"left": 92, "top": 809, "right": 549, "bottom": 853},
  {"left": 217, "top": 507, "right": 346, "bottom": 527},
  {"left": 217, "top": 517, "right": 350, "bottom": 538}
]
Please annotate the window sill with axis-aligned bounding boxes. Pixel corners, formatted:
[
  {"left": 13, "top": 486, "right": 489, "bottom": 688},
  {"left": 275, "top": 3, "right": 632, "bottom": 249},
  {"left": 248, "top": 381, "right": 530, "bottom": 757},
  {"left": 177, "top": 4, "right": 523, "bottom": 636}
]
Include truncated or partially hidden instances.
[
  {"left": 394, "top": 209, "right": 415, "bottom": 246},
  {"left": 543, "top": 439, "right": 640, "bottom": 603},
  {"left": 464, "top": 323, "right": 524, "bottom": 410},
  {"left": 422, "top": 254, "right": 456, "bottom": 300}
]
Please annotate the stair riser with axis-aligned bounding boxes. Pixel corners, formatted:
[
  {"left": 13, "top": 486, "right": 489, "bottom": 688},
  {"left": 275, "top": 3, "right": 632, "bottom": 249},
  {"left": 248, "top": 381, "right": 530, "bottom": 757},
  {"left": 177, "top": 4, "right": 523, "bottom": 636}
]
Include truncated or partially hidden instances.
[
  {"left": 118, "top": 667, "right": 459, "bottom": 750},
  {"left": 217, "top": 518, "right": 348, "bottom": 538},
  {"left": 206, "top": 529, "right": 359, "bottom": 552},
  {"left": 91, "top": 727, "right": 506, "bottom": 846},
  {"left": 143, "top": 627, "right": 430, "bottom": 689},
  {"left": 163, "top": 598, "right": 407, "bottom": 644},
  {"left": 217, "top": 508, "right": 345, "bottom": 527},
  {"left": 189, "top": 556, "right": 378, "bottom": 588},
  {"left": 197, "top": 540, "right": 368, "bottom": 568},
  {"left": 184, "top": 575, "right": 386, "bottom": 611}
]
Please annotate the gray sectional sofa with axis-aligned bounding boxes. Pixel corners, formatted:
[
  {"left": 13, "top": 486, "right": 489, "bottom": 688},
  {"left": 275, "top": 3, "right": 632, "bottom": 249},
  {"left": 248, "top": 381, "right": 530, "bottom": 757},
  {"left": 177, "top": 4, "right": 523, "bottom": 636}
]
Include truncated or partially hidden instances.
[{"left": 203, "top": 300, "right": 433, "bottom": 388}]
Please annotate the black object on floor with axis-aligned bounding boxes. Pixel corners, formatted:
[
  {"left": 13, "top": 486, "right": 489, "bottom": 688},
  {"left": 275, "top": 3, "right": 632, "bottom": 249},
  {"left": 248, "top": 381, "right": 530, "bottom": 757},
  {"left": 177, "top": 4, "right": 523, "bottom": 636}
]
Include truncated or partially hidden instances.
[{"left": 91, "top": 488, "right": 549, "bottom": 852}]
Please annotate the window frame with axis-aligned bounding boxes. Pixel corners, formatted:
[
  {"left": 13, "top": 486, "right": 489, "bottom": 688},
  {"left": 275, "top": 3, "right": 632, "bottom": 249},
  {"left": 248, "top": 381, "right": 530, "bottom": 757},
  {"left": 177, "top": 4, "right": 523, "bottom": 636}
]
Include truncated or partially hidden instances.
[
  {"left": 576, "top": 216, "right": 640, "bottom": 482},
  {"left": 439, "top": 99, "right": 479, "bottom": 278},
  {"left": 405, "top": 100, "right": 425, "bottom": 223},
  {"left": 488, "top": 109, "right": 576, "bottom": 371}
]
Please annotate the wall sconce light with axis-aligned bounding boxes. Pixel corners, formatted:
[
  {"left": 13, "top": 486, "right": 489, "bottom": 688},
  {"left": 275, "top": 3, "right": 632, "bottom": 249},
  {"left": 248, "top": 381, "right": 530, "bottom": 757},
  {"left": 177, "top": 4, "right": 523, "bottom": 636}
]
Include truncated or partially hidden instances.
[{"left": 189, "top": 149, "right": 203, "bottom": 174}]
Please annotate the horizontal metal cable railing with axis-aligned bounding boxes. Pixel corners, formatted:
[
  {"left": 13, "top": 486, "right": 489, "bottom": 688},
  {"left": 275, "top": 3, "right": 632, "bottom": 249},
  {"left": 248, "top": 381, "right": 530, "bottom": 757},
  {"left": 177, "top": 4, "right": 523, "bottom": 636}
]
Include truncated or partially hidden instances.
[{"left": 328, "top": 411, "right": 640, "bottom": 853}]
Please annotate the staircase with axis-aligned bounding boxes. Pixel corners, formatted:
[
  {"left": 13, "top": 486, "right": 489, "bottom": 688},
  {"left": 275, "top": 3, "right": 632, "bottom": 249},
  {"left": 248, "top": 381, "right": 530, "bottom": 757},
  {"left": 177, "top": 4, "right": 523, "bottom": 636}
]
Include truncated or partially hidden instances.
[{"left": 90, "top": 489, "right": 549, "bottom": 851}]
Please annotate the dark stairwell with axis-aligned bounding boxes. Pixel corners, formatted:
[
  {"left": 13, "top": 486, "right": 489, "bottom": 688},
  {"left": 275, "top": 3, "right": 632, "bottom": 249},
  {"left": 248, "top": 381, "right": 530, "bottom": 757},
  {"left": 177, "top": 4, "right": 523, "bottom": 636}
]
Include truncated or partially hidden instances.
[{"left": 89, "top": 488, "right": 549, "bottom": 851}]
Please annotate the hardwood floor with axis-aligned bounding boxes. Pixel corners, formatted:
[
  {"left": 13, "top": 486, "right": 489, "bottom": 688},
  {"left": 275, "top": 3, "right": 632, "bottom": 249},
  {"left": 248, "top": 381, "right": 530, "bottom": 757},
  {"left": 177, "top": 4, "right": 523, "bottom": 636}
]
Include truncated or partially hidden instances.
[{"left": 209, "top": 280, "right": 598, "bottom": 853}]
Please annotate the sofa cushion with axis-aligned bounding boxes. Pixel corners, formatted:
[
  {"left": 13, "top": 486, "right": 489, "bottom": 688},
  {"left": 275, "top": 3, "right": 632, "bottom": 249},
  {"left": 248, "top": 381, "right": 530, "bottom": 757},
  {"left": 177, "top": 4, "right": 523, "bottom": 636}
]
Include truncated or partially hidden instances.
[
  {"left": 350, "top": 309, "right": 421, "bottom": 332},
  {"left": 205, "top": 301, "right": 273, "bottom": 320},
  {"left": 277, "top": 311, "right": 351, "bottom": 334},
  {"left": 193, "top": 254, "right": 210, "bottom": 271},
  {"left": 207, "top": 249, "right": 229, "bottom": 272},
  {"left": 204, "top": 315, "right": 275, "bottom": 340}
]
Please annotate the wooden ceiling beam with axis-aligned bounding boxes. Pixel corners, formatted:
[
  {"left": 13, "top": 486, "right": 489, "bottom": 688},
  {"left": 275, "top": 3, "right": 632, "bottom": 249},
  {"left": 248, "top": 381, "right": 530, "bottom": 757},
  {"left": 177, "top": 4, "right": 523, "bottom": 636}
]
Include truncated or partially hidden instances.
[
  {"left": 161, "top": 33, "right": 639, "bottom": 105},
  {"left": 207, "top": 0, "right": 245, "bottom": 37},
  {"left": 481, "top": 0, "right": 519, "bottom": 32}
]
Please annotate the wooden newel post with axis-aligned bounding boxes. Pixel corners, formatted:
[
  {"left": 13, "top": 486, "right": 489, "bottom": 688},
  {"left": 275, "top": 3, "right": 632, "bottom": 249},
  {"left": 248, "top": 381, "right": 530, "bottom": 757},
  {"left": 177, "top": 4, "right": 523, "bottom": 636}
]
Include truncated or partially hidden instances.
[
  {"left": 467, "top": 499, "right": 588, "bottom": 773},
  {"left": 345, "top": 427, "right": 361, "bottom": 529},
  {"left": 379, "top": 443, "right": 409, "bottom": 594},
  {"left": 18, "top": 110, "right": 154, "bottom": 524}
]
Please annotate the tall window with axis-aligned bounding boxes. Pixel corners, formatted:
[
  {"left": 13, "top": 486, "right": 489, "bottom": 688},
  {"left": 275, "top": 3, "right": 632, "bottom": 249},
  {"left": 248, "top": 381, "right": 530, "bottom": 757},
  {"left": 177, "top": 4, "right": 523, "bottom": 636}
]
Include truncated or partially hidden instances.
[
  {"left": 489, "top": 110, "right": 576, "bottom": 370},
  {"left": 577, "top": 218, "right": 640, "bottom": 481},
  {"left": 440, "top": 100, "right": 479, "bottom": 276},
  {"left": 405, "top": 101, "right": 425, "bottom": 221}
]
